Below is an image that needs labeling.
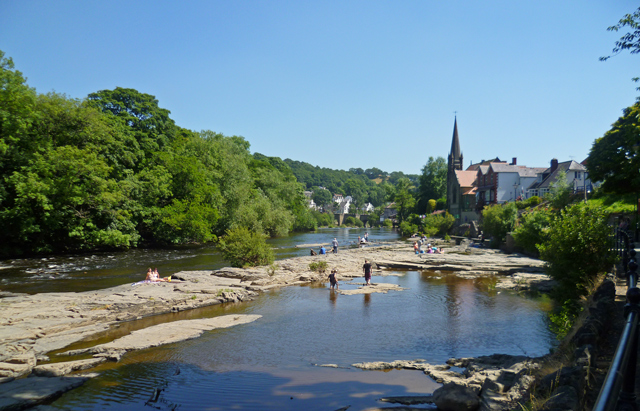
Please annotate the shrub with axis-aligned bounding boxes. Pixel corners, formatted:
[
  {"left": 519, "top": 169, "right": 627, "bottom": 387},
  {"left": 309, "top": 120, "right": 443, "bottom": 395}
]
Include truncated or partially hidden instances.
[
  {"left": 382, "top": 219, "right": 393, "bottom": 227},
  {"left": 399, "top": 221, "right": 418, "bottom": 236},
  {"left": 513, "top": 209, "right": 552, "bottom": 256},
  {"left": 344, "top": 216, "right": 364, "bottom": 227},
  {"left": 537, "top": 203, "right": 614, "bottom": 299},
  {"left": 481, "top": 203, "right": 517, "bottom": 247},
  {"left": 217, "top": 227, "right": 275, "bottom": 268},
  {"left": 309, "top": 260, "right": 328, "bottom": 273},
  {"left": 312, "top": 210, "right": 335, "bottom": 227}
]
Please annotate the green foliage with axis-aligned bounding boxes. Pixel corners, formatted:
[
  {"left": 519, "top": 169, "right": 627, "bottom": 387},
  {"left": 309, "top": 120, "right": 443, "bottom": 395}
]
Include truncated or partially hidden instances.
[
  {"left": 217, "top": 227, "right": 274, "bottom": 268},
  {"left": 427, "top": 199, "right": 437, "bottom": 213},
  {"left": 513, "top": 209, "right": 552, "bottom": 255},
  {"left": 537, "top": 203, "right": 614, "bottom": 299},
  {"left": 311, "top": 187, "right": 332, "bottom": 207},
  {"left": 516, "top": 196, "right": 542, "bottom": 209},
  {"left": 481, "top": 203, "right": 517, "bottom": 247},
  {"left": 420, "top": 212, "right": 455, "bottom": 237},
  {"left": 344, "top": 216, "right": 364, "bottom": 227},
  {"left": 546, "top": 170, "right": 573, "bottom": 210},
  {"left": 588, "top": 192, "right": 636, "bottom": 214},
  {"left": 600, "top": 7, "right": 640, "bottom": 62},
  {"left": 311, "top": 210, "right": 335, "bottom": 227},
  {"left": 399, "top": 221, "right": 418, "bottom": 236},
  {"left": 394, "top": 177, "right": 416, "bottom": 223},
  {"left": 308, "top": 260, "right": 328, "bottom": 273},
  {"left": 417, "top": 156, "right": 447, "bottom": 214},
  {"left": 548, "top": 300, "right": 583, "bottom": 340},
  {"left": 383, "top": 219, "right": 393, "bottom": 227},
  {"left": 588, "top": 101, "right": 640, "bottom": 195}
]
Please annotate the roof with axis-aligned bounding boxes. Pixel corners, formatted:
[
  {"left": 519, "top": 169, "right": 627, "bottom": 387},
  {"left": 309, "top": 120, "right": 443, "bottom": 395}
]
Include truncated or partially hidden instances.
[
  {"left": 528, "top": 160, "right": 587, "bottom": 190},
  {"left": 455, "top": 170, "right": 477, "bottom": 188},
  {"left": 449, "top": 117, "right": 461, "bottom": 161}
]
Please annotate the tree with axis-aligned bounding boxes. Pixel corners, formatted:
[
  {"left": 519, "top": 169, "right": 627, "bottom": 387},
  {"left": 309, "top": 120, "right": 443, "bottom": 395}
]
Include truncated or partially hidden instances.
[
  {"left": 417, "top": 156, "right": 447, "bottom": 213},
  {"left": 481, "top": 203, "right": 517, "bottom": 247},
  {"left": 538, "top": 203, "right": 614, "bottom": 299},
  {"left": 217, "top": 226, "right": 274, "bottom": 268},
  {"left": 547, "top": 170, "right": 573, "bottom": 210},
  {"left": 312, "top": 187, "right": 332, "bottom": 207},
  {"left": 394, "top": 178, "right": 416, "bottom": 223},
  {"left": 600, "top": 7, "right": 640, "bottom": 61},
  {"left": 588, "top": 102, "right": 640, "bottom": 195}
]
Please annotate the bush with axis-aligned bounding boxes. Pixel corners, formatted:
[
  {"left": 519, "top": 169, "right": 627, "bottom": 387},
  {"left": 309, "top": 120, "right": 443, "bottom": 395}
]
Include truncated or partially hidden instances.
[
  {"left": 513, "top": 209, "right": 552, "bottom": 256},
  {"left": 344, "top": 216, "right": 364, "bottom": 227},
  {"left": 217, "top": 227, "right": 275, "bottom": 268},
  {"left": 309, "top": 260, "right": 328, "bottom": 273},
  {"left": 537, "top": 203, "right": 614, "bottom": 299},
  {"left": 516, "top": 196, "right": 542, "bottom": 210},
  {"left": 382, "top": 219, "right": 393, "bottom": 227},
  {"left": 481, "top": 203, "right": 517, "bottom": 247},
  {"left": 399, "top": 221, "right": 418, "bottom": 236},
  {"left": 311, "top": 210, "right": 335, "bottom": 227}
]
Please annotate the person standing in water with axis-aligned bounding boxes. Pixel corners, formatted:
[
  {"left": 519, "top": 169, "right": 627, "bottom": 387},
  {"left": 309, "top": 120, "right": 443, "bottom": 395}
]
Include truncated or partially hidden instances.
[
  {"left": 363, "top": 259, "right": 372, "bottom": 286},
  {"left": 328, "top": 269, "right": 339, "bottom": 290}
]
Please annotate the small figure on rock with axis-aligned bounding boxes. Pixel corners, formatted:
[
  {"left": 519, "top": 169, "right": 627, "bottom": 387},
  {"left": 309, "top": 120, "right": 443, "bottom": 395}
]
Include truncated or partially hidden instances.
[
  {"left": 310, "top": 248, "right": 317, "bottom": 256},
  {"left": 319, "top": 245, "right": 326, "bottom": 255},
  {"left": 332, "top": 238, "right": 339, "bottom": 253}
]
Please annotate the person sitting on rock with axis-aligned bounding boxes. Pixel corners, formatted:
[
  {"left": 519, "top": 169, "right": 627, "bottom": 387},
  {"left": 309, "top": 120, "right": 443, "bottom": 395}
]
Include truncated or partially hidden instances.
[
  {"left": 319, "top": 246, "right": 326, "bottom": 255},
  {"left": 310, "top": 248, "right": 317, "bottom": 256},
  {"left": 148, "top": 268, "right": 171, "bottom": 282}
]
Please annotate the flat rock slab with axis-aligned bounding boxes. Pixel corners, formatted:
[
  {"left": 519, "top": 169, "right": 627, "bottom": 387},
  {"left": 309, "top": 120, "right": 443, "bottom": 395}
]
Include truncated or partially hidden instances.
[
  {"left": 65, "top": 315, "right": 261, "bottom": 355},
  {"left": 338, "top": 283, "right": 406, "bottom": 295},
  {"left": 0, "top": 374, "right": 95, "bottom": 411}
]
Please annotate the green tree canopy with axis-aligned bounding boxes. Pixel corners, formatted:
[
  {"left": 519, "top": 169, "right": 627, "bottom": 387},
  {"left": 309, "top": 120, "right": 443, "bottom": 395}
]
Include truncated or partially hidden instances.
[
  {"left": 588, "top": 101, "right": 640, "bottom": 195},
  {"left": 417, "top": 156, "right": 447, "bottom": 213}
]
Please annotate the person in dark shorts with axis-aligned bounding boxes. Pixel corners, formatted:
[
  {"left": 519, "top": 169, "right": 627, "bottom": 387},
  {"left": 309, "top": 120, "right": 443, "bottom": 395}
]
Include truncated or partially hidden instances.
[
  {"left": 363, "top": 259, "right": 372, "bottom": 285},
  {"left": 328, "top": 269, "right": 339, "bottom": 290}
]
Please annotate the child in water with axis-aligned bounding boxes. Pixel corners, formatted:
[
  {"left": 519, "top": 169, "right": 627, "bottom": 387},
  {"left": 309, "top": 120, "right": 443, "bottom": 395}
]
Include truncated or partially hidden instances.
[{"left": 328, "top": 269, "right": 339, "bottom": 290}]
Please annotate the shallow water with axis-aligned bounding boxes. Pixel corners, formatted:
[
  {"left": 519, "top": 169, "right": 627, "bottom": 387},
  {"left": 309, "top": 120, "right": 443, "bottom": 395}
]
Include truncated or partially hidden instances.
[
  {"left": 45, "top": 271, "right": 555, "bottom": 410},
  {"left": 0, "top": 227, "right": 398, "bottom": 294}
]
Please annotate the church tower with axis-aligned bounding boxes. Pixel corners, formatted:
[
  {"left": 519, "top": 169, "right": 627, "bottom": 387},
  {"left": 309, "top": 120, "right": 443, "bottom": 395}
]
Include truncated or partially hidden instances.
[{"left": 447, "top": 117, "right": 463, "bottom": 211}]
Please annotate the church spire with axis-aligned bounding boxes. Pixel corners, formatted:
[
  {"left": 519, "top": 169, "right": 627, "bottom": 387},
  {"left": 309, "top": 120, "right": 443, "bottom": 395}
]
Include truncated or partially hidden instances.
[{"left": 449, "top": 116, "right": 463, "bottom": 171}]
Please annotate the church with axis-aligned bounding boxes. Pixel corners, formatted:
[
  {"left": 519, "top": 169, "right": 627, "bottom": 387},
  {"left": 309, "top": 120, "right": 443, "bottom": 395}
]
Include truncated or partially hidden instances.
[{"left": 446, "top": 118, "right": 480, "bottom": 222}]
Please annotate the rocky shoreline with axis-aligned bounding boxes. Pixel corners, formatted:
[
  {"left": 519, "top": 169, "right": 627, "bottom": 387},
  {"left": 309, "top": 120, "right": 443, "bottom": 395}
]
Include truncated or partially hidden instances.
[{"left": 0, "top": 240, "right": 552, "bottom": 410}]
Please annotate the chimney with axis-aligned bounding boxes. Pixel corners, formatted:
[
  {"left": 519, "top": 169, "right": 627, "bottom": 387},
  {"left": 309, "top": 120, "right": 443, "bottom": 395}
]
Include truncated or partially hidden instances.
[
  {"left": 511, "top": 157, "right": 517, "bottom": 165},
  {"left": 550, "top": 158, "right": 558, "bottom": 173}
]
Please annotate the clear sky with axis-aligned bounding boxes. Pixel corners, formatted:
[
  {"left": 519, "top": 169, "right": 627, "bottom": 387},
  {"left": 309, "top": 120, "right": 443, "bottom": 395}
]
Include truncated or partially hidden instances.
[{"left": 1, "top": 1, "right": 638, "bottom": 175}]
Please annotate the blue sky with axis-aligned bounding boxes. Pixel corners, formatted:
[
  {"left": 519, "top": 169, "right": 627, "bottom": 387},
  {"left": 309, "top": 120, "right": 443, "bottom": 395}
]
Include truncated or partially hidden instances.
[{"left": 1, "top": 1, "right": 638, "bottom": 175}]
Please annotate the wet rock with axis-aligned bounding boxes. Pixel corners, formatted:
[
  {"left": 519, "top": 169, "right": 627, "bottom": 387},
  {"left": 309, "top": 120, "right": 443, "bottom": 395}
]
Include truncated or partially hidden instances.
[
  {"left": 379, "top": 395, "right": 434, "bottom": 405},
  {"left": 0, "top": 374, "right": 96, "bottom": 410},
  {"left": 63, "top": 315, "right": 262, "bottom": 357},
  {"left": 338, "top": 283, "right": 406, "bottom": 295},
  {"left": 433, "top": 382, "right": 480, "bottom": 411},
  {"left": 33, "top": 358, "right": 106, "bottom": 377}
]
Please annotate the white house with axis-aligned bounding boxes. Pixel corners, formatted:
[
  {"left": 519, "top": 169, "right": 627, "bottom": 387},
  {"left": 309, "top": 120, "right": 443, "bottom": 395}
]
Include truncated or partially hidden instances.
[{"left": 527, "top": 159, "right": 590, "bottom": 198}]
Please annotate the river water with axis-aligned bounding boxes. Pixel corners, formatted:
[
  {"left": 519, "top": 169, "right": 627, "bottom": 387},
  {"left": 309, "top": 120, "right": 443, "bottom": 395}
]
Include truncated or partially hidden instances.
[{"left": 0, "top": 228, "right": 556, "bottom": 410}]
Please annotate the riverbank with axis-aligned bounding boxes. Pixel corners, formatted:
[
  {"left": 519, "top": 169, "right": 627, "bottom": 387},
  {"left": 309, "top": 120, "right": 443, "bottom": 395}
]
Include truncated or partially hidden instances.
[{"left": 0, "top": 239, "right": 551, "bottom": 410}]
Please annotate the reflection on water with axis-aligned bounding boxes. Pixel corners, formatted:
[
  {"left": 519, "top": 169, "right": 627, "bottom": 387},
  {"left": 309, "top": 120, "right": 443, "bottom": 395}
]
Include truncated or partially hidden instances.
[
  {"left": 47, "top": 271, "right": 555, "bottom": 410},
  {"left": 0, "top": 227, "right": 399, "bottom": 294}
]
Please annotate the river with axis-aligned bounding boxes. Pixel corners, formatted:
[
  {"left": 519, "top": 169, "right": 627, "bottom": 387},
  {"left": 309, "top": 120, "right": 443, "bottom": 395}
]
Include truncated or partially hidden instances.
[{"left": 1, "top": 228, "right": 556, "bottom": 410}]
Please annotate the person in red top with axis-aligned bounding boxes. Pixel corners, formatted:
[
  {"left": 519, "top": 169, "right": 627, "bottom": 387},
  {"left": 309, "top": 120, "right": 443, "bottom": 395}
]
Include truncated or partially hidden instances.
[{"left": 363, "top": 259, "right": 372, "bottom": 286}]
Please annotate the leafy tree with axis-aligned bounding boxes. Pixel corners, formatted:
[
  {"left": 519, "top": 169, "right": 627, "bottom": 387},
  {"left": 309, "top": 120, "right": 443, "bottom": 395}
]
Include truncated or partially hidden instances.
[
  {"left": 600, "top": 7, "right": 640, "bottom": 61},
  {"left": 588, "top": 102, "right": 640, "bottom": 195},
  {"left": 417, "top": 156, "right": 447, "bottom": 213},
  {"left": 481, "top": 203, "right": 517, "bottom": 247},
  {"left": 394, "top": 178, "right": 416, "bottom": 223},
  {"left": 513, "top": 209, "right": 552, "bottom": 256},
  {"left": 364, "top": 167, "right": 386, "bottom": 180},
  {"left": 217, "top": 226, "right": 274, "bottom": 268},
  {"left": 311, "top": 187, "right": 332, "bottom": 207},
  {"left": 547, "top": 170, "right": 573, "bottom": 210},
  {"left": 538, "top": 203, "right": 614, "bottom": 299}
]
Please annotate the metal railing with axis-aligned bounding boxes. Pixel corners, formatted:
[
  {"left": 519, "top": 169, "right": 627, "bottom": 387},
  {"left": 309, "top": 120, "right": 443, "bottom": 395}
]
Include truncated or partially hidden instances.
[{"left": 593, "top": 229, "right": 638, "bottom": 411}]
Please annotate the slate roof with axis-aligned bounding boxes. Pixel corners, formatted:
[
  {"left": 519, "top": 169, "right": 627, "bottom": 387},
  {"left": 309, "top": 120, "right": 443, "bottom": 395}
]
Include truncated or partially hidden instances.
[{"left": 528, "top": 160, "right": 586, "bottom": 190}]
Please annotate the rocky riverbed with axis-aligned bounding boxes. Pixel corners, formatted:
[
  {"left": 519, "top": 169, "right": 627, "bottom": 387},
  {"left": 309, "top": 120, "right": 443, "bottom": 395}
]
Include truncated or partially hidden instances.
[{"left": 0, "top": 240, "right": 552, "bottom": 410}]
